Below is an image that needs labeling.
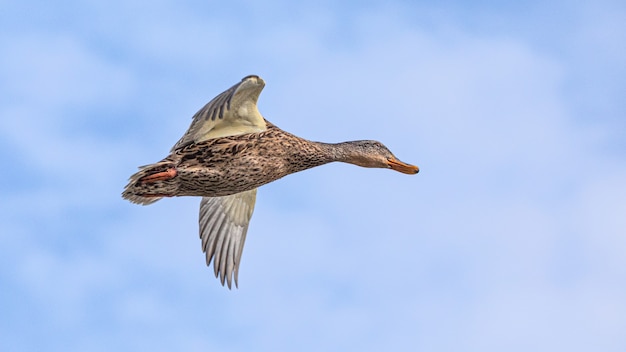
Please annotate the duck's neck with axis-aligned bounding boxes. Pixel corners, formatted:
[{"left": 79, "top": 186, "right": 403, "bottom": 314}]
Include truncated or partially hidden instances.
[
  {"left": 270, "top": 126, "right": 368, "bottom": 173},
  {"left": 315, "top": 141, "right": 362, "bottom": 164}
]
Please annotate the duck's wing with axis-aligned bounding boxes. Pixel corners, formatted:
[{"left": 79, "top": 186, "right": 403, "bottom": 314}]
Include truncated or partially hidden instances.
[
  {"left": 199, "top": 189, "right": 257, "bottom": 289},
  {"left": 172, "top": 75, "right": 267, "bottom": 151}
]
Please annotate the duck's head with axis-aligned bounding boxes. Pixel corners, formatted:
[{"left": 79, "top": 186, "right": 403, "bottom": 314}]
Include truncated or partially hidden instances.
[{"left": 339, "top": 140, "right": 419, "bottom": 174}]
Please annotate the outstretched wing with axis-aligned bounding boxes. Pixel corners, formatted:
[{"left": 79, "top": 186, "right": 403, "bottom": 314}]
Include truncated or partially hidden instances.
[
  {"left": 172, "top": 75, "right": 267, "bottom": 151},
  {"left": 199, "top": 189, "right": 257, "bottom": 289}
]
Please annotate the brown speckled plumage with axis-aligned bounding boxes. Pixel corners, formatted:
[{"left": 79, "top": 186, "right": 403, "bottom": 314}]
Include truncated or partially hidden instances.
[
  {"left": 122, "top": 75, "right": 419, "bottom": 289},
  {"left": 123, "top": 122, "right": 332, "bottom": 203}
]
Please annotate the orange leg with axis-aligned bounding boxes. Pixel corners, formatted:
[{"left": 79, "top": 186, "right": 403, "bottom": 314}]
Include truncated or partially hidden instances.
[{"left": 139, "top": 168, "right": 178, "bottom": 183}]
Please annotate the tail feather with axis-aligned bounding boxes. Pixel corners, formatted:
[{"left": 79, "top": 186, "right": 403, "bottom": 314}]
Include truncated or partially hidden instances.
[{"left": 122, "top": 161, "right": 178, "bottom": 205}]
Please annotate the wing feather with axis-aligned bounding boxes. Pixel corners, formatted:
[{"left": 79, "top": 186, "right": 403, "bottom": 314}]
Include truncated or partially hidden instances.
[
  {"left": 199, "top": 189, "right": 257, "bottom": 289},
  {"left": 172, "top": 75, "right": 267, "bottom": 151}
]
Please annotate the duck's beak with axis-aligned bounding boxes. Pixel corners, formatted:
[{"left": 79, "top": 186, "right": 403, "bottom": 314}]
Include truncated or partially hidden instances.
[{"left": 387, "top": 157, "right": 419, "bottom": 174}]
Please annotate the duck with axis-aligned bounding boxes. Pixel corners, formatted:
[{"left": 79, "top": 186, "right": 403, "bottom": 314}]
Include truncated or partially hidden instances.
[{"left": 122, "top": 75, "right": 419, "bottom": 289}]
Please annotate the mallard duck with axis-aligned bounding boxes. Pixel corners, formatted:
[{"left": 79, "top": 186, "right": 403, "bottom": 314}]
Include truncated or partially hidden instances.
[{"left": 122, "top": 75, "right": 418, "bottom": 288}]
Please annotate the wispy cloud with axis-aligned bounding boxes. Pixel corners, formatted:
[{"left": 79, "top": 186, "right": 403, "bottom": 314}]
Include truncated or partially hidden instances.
[{"left": 1, "top": 1, "right": 624, "bottom": 351}]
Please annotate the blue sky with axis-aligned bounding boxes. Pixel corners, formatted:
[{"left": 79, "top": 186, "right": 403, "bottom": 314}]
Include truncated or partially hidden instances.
[{"left": 1, "top": 0, "right": 625, "bottom": 351}]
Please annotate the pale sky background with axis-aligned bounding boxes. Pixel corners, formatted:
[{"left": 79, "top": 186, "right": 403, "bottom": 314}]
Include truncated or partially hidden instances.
[{"left": 1, "top": 0, "right": 625, "bottom": 351}]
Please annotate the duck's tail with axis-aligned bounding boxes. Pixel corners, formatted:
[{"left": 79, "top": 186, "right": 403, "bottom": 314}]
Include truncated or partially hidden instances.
[{"left": 122, "top": 161, "right": 179, "bottom": 205}]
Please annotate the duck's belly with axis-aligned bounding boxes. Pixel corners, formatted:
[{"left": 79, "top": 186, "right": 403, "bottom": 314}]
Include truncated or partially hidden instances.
[{"left": 174, "top": 155, "right": 293, "bottom": 197}]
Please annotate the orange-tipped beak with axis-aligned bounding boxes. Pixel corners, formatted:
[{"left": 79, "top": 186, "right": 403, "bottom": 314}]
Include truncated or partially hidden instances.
[{"left": 387, "top": 157, "right": 419, "bottom": 174}]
